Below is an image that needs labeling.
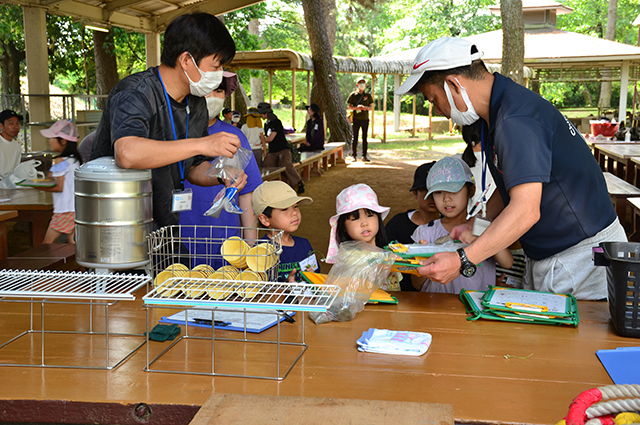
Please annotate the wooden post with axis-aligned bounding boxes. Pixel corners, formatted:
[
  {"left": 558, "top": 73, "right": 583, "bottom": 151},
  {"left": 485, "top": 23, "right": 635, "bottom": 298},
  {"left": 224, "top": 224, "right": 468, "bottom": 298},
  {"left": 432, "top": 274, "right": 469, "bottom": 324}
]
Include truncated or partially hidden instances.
[
  {"left": 371, "top": 74, "right": 376, "bottom": 140},
  {"left": 230, "top": 68, "right": 236, "bottom": 110},
  {"left": 383, "top": 74, "right": 387, "bottom": 143},
  {"left": 412, "top": 95, "right": 417, "bottom": 137},
  {"left": 292, "top": 68, "right": 296, "bottom": 130},
  {"left": 306, "top": 71, "right": 311, "bottom": 106},
  {"left": 268, "top": 70, "right": 273, "bottom": 105}
]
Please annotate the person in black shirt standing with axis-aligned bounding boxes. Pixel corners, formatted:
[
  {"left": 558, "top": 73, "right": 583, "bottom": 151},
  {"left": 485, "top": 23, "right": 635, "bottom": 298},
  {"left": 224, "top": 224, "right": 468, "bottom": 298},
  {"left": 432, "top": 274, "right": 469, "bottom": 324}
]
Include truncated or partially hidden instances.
[
  {"left": 90, "top": 13, "right": 245, "bottom": 229},
  {"left": 258, "top": 102, "right": 305, "bottom": 194},
  {"left": 346, "top": 77, "right": 374, "bottom": 162}
]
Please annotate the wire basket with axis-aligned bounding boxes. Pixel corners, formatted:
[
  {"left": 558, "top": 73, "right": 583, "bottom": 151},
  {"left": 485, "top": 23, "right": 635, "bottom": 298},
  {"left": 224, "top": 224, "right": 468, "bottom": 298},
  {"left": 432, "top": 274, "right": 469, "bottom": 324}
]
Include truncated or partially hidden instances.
[
  {"left": 147, "top": 225, "right": 283, "bottom": 296},
  {"left": 594, "top": 242, "right": 640, "bottom": 338}
]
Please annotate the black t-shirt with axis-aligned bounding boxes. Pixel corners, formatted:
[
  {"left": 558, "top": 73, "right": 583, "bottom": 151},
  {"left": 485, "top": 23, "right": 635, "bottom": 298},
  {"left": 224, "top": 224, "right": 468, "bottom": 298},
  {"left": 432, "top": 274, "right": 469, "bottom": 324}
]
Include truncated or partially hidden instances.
[
  {"left": 347, "top": 90, "right": 373, "bottom": 121},
  {"left": 487, "top": 73, "right": 616, "bottom": 260},
  {"left": 90, "top": 67, "right": 209, "bottom": 229},
  {"left": 385, "top": 210, "right": 419, "bottom": 291},
  {"left": 264, "top": 117, "right": 288, "bottom": 154}
]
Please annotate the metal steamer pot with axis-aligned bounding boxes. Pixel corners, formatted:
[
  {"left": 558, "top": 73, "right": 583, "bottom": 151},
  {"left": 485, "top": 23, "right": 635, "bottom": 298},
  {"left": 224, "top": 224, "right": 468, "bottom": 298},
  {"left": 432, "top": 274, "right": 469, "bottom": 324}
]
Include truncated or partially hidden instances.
[{"left": 75, "top": 157, "right": 153, "bottom": 269}]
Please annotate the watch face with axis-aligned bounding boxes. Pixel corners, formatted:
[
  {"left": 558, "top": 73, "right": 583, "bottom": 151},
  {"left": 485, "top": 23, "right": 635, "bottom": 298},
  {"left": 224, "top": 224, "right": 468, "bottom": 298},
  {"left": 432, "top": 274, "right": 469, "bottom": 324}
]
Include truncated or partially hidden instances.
[{"left": 461, "top": 263, "right": 477, "bottom": 278}]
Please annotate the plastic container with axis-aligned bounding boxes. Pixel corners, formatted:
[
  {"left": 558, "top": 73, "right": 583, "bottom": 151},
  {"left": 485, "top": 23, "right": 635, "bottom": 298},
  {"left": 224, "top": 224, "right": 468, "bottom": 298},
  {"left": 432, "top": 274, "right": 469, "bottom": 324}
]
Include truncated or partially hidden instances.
[
  {"left": 590, "top": 122, "right": 619, "bottom": 138},
  {"left": 593, "top": 242, "right": 640, "bottom": 338}
]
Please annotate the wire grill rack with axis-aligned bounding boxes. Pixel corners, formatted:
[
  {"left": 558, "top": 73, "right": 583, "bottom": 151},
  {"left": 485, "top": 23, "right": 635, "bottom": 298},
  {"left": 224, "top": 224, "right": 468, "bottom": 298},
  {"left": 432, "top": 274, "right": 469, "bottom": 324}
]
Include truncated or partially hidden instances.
[
  {"left": 143, "top": 279, "right": 340, "bottom": 312},
  {"left": 0, "top": 269, "right": 150, "bottom": 370},
  {"left": 0, "top": 270, "right": 149, "bottom": 300}
]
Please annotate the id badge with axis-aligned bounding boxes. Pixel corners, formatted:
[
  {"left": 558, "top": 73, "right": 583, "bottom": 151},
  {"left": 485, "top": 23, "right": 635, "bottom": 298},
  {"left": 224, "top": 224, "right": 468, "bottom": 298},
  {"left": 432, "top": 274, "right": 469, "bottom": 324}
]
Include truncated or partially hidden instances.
[
  {"left": 172, "top": 188, "right": 193, "bottom": 212},
  {"left": 472, "top": 215, "right": 492, "bottom": 237}
]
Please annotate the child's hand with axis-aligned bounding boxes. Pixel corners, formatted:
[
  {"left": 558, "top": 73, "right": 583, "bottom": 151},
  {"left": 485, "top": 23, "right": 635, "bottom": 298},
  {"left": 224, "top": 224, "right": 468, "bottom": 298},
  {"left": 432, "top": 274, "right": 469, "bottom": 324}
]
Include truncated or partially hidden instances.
[
  {"left": 450, "top": 223, "right": 475, "bottom": 244},
  {"left": 418, "top": 239, "right": 428, "bottom": 245},
  {"left": 287, "top": 270, "right": 297, "bottom": 282}
]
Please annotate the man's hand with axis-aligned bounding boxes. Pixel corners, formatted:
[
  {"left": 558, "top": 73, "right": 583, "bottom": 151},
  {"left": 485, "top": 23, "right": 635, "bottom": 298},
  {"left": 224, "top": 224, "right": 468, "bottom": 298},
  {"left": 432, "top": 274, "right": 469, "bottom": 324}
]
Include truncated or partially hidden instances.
[
  {"left": 225, "top": 170, "right": 247, "bottom": 192},
  {"left": 203, "top": 132, "right": 241, "bottom": 158},
  {"left": 417, "top": 251, "right": 461, "bottom": 284}
]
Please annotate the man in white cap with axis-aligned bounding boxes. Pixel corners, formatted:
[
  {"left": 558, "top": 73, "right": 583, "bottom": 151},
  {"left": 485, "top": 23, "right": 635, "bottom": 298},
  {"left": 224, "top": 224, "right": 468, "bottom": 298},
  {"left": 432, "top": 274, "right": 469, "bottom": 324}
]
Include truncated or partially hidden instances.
[{"left": 395, "top": 36, "right": 626, "bottom": 300}]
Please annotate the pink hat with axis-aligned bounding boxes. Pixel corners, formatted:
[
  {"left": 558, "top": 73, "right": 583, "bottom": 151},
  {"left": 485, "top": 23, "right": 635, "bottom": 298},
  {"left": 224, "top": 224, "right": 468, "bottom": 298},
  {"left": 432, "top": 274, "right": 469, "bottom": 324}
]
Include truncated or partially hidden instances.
[
  {"left": 39, "top": 119, "right": 78, "bottom": 142},
  {"left": 222, "top": 71, "right": 238, "bottom": 97},
  {"left": 326, "top": 184, "right": 390, "bottom": 264}
]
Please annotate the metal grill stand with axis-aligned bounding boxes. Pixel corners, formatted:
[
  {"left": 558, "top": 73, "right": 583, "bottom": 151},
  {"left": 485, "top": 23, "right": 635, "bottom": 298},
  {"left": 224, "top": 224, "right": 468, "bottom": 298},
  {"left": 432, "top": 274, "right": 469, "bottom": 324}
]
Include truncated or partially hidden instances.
[
  {"left": 143, "top": 280, "right": 340, "bottom": 380},
  {"left": 0, "top": 270, "right": 150, "bottom": 370}
]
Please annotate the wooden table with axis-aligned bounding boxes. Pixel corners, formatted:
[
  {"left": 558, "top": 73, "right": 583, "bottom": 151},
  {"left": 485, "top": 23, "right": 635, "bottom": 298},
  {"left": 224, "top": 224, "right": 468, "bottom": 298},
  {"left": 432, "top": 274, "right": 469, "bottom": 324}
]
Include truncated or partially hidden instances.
[
  {"left": 286, "top": 133, "right": 306, "bottom": 147},
  {"left": 0, "top": 210, "right": 18, "bottom": 260},
  {"left": 0, "top": 188, "right": 53, "bottom": 248},
  {"left": 603, "top": 171, "right": 640, "bottom": 226},
  {"left": 594, "top": 143, "right": 640, "bottom": 183},
  {"left": 0, "top": 291, "right": 632, "bottom": 425}
]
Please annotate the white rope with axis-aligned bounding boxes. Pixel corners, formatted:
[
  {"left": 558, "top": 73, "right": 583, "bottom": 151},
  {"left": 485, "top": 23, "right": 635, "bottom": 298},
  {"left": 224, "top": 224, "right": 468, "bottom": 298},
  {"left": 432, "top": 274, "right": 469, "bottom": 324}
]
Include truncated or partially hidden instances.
[
  {"left": 598, "top": 384, "right": 640, "bottom": 400},
  {"left": 586, "top": 399, "right": 640, "bottom": 418}
]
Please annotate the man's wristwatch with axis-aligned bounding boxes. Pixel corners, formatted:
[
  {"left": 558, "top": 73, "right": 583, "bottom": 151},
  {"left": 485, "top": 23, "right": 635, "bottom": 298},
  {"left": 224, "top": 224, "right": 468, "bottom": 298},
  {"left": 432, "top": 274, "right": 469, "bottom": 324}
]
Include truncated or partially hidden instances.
[{"left": 457, "top": 248, "right": 477, "bottom": 278}]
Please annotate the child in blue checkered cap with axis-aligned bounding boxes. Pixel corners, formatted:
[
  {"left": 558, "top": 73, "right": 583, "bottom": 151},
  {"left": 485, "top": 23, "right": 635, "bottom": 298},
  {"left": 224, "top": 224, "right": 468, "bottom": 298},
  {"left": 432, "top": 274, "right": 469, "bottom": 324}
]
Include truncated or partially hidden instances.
[{"left": 411, "top": 156, "right": 513, "bottom": 293}]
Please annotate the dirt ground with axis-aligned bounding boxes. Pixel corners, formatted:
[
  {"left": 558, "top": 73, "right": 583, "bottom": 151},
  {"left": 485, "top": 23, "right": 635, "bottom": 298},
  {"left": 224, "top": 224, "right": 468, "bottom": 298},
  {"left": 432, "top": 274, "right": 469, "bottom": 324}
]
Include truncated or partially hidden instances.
[{"left": 296, "top": 150, "right": 445, "bottom": 274}]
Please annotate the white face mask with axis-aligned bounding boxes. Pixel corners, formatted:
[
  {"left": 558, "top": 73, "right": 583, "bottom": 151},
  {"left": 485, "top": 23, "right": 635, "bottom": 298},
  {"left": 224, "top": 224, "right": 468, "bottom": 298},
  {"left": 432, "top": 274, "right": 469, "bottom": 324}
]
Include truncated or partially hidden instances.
[
  {"left": 205, "top": 96, "right": 225, "bottom": 121},
  {"left": 443, "top": 78, "right": 480, "bottom": 126},
  {"left": 183, "top": 53, "right": 223, "bottom": 97},
  {"left": 232, "top": 116, "right": 240, "bottom": 123},
  {"left": 357, "top": 83, "right": 366, "bottom": 90}
]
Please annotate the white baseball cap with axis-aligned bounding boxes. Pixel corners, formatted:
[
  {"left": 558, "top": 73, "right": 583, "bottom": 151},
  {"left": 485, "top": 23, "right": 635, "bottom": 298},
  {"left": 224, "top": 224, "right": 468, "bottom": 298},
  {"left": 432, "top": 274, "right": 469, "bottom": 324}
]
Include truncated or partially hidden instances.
[{"left": 395, "top": 37, "right": 483, "bottom": 96}]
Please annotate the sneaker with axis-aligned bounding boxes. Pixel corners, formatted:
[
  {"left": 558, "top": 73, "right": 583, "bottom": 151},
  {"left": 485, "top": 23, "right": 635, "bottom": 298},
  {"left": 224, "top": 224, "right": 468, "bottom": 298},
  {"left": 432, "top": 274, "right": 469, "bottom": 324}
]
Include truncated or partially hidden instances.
[
  {"left": 297, "top": 181, "right": 305, "bottom": 194},
  {"left": 363, "top": 156, "right": 371, "bottom": 162}
]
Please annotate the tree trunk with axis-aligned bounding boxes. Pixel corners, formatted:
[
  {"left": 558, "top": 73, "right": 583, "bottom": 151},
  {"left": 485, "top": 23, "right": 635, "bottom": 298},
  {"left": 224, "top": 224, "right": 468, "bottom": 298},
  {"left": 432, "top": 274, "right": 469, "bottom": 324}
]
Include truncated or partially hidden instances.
[
  {"left": 248, "top": 18, "right": 264, "bottom": 106},
  {"left": 0, "top": 40, "right": 25, "bottom": 110},
  {"left": 500, "top": 0, "right": 525, "bottom": 86},
  {"left": 93, "top": 30, "right": 119, "bottom": 109},
  {"left": 304, "top": 0, "right": 350, "bottom": 143},
  {"left": 598, "top": 0, "right": 617, "bottom": 110}
]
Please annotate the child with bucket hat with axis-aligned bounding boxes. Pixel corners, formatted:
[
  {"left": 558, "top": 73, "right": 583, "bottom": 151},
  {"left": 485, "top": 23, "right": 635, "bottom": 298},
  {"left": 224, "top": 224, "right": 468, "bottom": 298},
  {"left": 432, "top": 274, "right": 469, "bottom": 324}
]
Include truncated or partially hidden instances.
[
  {"left": 411, "top": 157, "right": 512, "bottom": 293},
  {"left": 252, "top": 181, "right": 319, "bottom": 282},
  {"left": 327, "top": 183, "right": 401, "bottom": 291},
  {"left": 36, "top": 119, "right": 83, "bottom": 244}
]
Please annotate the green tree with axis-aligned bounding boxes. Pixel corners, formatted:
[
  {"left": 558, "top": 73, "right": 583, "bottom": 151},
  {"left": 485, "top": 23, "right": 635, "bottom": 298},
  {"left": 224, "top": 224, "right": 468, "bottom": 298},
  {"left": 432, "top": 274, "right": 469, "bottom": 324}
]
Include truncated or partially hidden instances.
[{"left": 0, "top": 5, "right": 25, "bottom": 109}]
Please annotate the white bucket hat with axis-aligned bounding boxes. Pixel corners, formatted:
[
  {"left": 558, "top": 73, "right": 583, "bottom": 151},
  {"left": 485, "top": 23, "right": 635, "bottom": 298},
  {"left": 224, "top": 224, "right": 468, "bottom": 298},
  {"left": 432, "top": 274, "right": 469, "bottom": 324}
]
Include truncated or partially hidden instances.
[
  {"left": 326, "top": 184, "right": 389, "bottom": 264},
  {"left": 395, "top": 37, "right": 483, "bottom": 96}
]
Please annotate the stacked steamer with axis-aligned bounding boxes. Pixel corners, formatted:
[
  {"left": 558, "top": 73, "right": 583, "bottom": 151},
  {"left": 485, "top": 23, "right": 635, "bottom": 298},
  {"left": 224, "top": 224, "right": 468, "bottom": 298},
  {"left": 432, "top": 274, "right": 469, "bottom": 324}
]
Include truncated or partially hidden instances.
[{"left": 152, "top": 236, "right": 278, "bottom": 301}]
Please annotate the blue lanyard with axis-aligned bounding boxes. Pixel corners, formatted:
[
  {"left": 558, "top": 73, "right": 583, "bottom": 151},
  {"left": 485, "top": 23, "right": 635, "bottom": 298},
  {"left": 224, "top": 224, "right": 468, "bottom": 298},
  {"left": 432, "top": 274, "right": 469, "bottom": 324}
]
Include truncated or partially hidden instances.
[
  {"left": 157, "top": 67, "right": 189, "bottom": 184},
  {"left": 480, "top": 120, "right": 488, "bottom": 195}
]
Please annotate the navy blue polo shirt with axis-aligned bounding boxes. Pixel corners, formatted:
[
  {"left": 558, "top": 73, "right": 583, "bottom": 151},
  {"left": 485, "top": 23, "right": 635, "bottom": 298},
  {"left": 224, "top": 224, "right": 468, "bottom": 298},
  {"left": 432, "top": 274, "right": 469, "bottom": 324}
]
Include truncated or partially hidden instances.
[{"left": 485, "top": 73, "right": 616, "bottom": 260}]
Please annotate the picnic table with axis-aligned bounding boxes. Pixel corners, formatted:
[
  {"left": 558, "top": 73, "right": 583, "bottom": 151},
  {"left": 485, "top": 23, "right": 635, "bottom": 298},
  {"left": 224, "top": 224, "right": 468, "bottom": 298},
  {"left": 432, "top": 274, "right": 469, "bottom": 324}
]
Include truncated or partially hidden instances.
[
  {"left": 0, "top": 188, "right": 53, "bottom": 248},
  {"left": 594, "top": 143, "right": 640, "bottom": 183},
  {"left": 286, "top": 133, "right": 306, "bottom": 147},
  {"left": 0, "top": 291, "right": 627, "bottom": 425}
]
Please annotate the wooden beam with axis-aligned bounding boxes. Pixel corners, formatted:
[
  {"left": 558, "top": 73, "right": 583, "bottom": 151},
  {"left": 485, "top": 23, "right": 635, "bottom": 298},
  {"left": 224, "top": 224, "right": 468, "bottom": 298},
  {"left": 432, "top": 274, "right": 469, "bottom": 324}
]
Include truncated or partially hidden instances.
[
  {"left": 292, "top": 68, "right": 296, "bottom": 130},
  {"left": 156, "top": 0, "right": 263, "bottom": 31},
  {"left": 105, "top": 0, "right": 149, "bottom": 12}
]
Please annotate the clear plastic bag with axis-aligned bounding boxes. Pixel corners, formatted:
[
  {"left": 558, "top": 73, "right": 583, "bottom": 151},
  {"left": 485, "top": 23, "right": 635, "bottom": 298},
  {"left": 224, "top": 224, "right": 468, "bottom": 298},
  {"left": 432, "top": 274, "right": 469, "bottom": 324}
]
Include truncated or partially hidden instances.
[
  {"left": 204, "top": 187, "right": 243, "bottom": 218},
  {"left": 205, "top": 147, "right": 252, "bottom": 183},
  {"left": 309, "top": 241, "right": 397, "bottom": 325}
]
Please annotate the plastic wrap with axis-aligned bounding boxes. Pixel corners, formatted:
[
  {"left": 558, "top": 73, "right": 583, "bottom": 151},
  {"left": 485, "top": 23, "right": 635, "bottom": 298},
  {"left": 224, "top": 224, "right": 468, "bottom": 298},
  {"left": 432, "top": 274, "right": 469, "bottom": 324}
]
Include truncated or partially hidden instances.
[
  {"left": 309, "top": 241, "right": 396, "bottom": 324},
  {"left": 204, "top": 187, "right": 243, "bottom": 218},
  {"left": 205, "top": 147, "right": 252, "bottom": 183}
]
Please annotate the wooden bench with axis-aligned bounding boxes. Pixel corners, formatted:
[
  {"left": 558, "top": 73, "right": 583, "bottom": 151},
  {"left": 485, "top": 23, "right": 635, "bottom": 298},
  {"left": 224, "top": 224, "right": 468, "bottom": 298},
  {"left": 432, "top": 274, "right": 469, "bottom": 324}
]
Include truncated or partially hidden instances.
[
  {"left": 0, "top": 243, "right": 81, "bottom": 272},
  {"left": 260, "top": 166, "right": 286, "bottom": 182},
  {"left": 189, "top": 393, "right": 453, "bottom": 425},
  {"left": 604, "top": 172, "right": 640, "bottom": 230},
  {"left": 628, "top": 197, "right": 640, "bottom": 241},
  {"left": 0, "top": 210, "right": 18, "bottom": 261},
  {"left": 294, "top": 142, "right": 345, "bottom": 181}
]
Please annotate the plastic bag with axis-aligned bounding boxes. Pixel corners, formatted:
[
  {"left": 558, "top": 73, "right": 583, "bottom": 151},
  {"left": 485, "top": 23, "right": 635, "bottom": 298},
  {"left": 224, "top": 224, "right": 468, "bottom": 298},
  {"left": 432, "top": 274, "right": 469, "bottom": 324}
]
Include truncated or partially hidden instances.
[
  {"left": 0, "top": 160, "right": 45, "bottom": 189},
  {"left": 204, "top": 187, "right": 243, "bottom": 218},
  {"left": 205, "top": 147, "right": 252, "bottom": 183},
  {"left": 309, "top": 241, "right": 397, "bottom": 325}
]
